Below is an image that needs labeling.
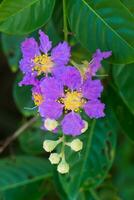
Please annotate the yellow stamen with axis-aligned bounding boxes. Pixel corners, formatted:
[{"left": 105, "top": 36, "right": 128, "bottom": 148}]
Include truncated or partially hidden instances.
[
  {"left": 62, "top": 91, "right": 84, "bottom": 111},
  {"left": 33, "top": 54, "right": 53, "bottom": 75},
  {"left": 33, "top": 93, "right": 43, "bottom": 106}
]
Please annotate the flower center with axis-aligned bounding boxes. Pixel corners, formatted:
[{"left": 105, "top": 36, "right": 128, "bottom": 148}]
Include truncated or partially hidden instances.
[
  {"left": 62, "top": 91, "right": 84, "bottom": 112},
  {"left": 32, "top": 92, "right": 43, "bottom": 106},
  {"left": 33, "top": 54, "right": 53, "bottom": 75}
]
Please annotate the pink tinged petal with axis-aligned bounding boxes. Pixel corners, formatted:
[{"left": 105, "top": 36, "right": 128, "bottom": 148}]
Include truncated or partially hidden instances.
[
  {"left": 40, "top": 77, "right": 63, "bottom": 100},
  {"left": 60, "top": 66, "right": 82, "bottom": 90},
  {"left": 39, "top": 30, "right": 52, "bottom": 54},
  {"left": 61, "top": 112, "right": 85, "bottom": 136},
  {"left": 21, "top": 38, "right": 40, "bottom": 58},
  {"left": 82, "top": 79, "right": 103, "bottom": 100},
  {"left": 39, "top": 100, "right": 63, "bottom": 119},
  {"left": 51, "top": 42, "right": 71, "bottom": 65},
  {"left": 84, "top": 100, "right": 105, "bottom": 119}
]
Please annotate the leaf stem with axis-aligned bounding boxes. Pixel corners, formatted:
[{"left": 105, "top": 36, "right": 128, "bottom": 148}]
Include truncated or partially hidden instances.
[
  {"left": 63, "top": 0, "right": 68, "bottom": 41},
  {"left": 0, "top": 116, "right": 38, "bottom": 153}
]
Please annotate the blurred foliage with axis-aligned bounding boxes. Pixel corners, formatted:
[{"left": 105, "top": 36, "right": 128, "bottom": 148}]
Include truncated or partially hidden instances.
[{"left": 0, "top": 0, "right": 134, "bottom": 199}]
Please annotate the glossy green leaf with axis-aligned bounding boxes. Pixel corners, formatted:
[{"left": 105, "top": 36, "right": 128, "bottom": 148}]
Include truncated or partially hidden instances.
[
  {"left": 0, "top": 156, "right": 52, "bottom": 191},
  {"left": 106, "top": 85, "right": 134, "bottom": 141},
  {"left": 2, "top": 180, "right": 46, "bottom": 200},
  {"left": 113, "top": 64, "right": 134, "bottom": 115},
  {"left": 55, "top": 109, "right": 117, "bottom": 200},
  {"left": 13, "top": 73, "right": 36, "bottom": 117},
  {"left": 0, "top": 0, "right": 55, "bottom": 34},
  {"left": 19, "top": 119, "right": 59, "bottom": 154},
  {"left": 120, "top": 0, "right": 134, "bottom": 15},
  {"left": 67, "top": 0, "right": 134, "bottom": 64},
  {"left": 19, "top": 128, "right": 45, "bottom": 155},
  {"left": 1, "top": 33, "right": 25, "bottom": 72}
]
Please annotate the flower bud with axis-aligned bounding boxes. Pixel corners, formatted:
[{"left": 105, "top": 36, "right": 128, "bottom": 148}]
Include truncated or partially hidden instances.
[
  {"left": 81, "top": 120, "right": 88, "bottom": 133},
  {"left": 70, "top": 139, "right": 83, "bottom": 152},
  {"left": 43, "top": 140, "right": 59, "bottom": 152},
  {"left": 57, "top": 159, "right": 69, "bottom": 174},
  {"left": 49, "top": 153, "right": 60, "bottom": 164},
  {"left": 44, "top": 118, "right": 58, "bottom": 131}
]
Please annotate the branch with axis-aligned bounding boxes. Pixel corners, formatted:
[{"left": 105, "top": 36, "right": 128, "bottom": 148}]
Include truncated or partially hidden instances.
[{"left": 0, "top": 116, "right": 38, "bottom": 153}]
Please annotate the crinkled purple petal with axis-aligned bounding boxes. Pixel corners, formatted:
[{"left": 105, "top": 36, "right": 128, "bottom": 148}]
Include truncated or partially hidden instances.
[
  {"left": 58, "top": 66, "right": 82, "bottom": 90},
  {"left": 61, "top": 112, "right": 84, "bottom": 136},
  {"left": 82, "top": 78, "right": 103, "bottom": 100},
  {"left": 84, "top": 99, "right": 105, "bottom": 119},
  {"left": 19, "top": 58, "right": 34, "bottom": 74},
  {"left": 39, "top": 100, "right": 63, "bottom": 119},
  {"left": 88, "top": 49, "right": 112, "bottom": 76},
  {"left": 51, "top": 42, "right": 71, "bottom": 65},
  {"left": 93, "top": 49, "right": 112, "bottom": 61},
  {"left": 39, "top": 30, "right": 52, "bottom": 54},
  {"left": 40, "top": 77, "right": 63, "bottom": 100},
  {"left": 18, "top": 72, "right": 38, "bottom": 86},
  {"left": 52, "top": 65, "right": 67, "bottom": 79},
  {"left": 21, "top": 38, "right": 40, "bottom": 59}
]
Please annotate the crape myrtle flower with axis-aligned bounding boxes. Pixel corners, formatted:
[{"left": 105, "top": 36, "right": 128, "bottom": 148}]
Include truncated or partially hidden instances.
[
  {"left": 39, "top": 66, "right": 105, "bottom": 136},
  {"left": 88, "top": 49, "right": 112, "bottom": 77},
  {"left": 19, "top": 30, "right": 71, "bottom": 86}
]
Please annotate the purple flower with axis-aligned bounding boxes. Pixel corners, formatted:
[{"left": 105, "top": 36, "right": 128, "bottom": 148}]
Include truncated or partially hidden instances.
[
  {"left": 88, "top": 49, "right": 112, "bottom": 76},
  {"left": 39, "top": 67, "right": 105, "bottom": 136},
  {"left": 19, "top": 30, "right": 71, "bottom": 86}
]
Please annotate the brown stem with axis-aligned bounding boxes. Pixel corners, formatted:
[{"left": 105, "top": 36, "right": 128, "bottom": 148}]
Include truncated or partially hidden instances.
[{"left": 0, "top": 116, "right": 38, "bottom": 153}]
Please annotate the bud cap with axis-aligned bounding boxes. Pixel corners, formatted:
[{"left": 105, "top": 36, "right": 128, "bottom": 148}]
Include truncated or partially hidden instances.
[
  {"left": 70, "top": 139, "right": 83, "bottom": 152},
  {"left": 43, "top": 140, "right": 58, "bottom": 152},
  {"left": 57, "top": 159, "right": 69, "bottom": 174},
  {"left": 49, "top": 153, "right": 60, "bottom": 164},
  {"left": 44, "top": 118, "right": 58, "bottom": 131}
]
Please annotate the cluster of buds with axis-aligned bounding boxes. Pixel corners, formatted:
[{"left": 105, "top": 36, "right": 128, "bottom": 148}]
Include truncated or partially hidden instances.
[{"left": 43, "top": 137, "right": 83, "bottom": 174}]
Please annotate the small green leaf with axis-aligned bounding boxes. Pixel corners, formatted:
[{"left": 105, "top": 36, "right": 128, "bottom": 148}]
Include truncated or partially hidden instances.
[
  {"left": 67, "top": 0, "right": 134, "bottom": 64},
  {"left": 13, "top": 73, "right": 36, "bottom": 117},
  {"left": 0, "top": 156, "right": 52, "bottom": 191},
  {"left": 0, "top": 0, "right": 55, "bottom": 34}
]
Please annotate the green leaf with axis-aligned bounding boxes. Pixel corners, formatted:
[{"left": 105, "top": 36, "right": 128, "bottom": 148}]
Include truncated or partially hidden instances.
[
  {"left": 120, "top": 0, "right": 134, "bottom": 15},
  {"left": 1, "top": 33, "right": 25, "bottom": 72},
  {"left": 13, "top": 73, "right": 36, "bottom": 117},
  {"left": 113, "top": 64, "right": 134, "bottom": 115},
  {"left": 0, "top": 156, "right": 52, "bottom": 191},
  {"left": 106, "top": 85, "right": 134, "bottom": 142},
  {"left": 19, "top": 127, "right": 46, "bottom": 155},
  {"left": 55, "top": 110, "right": 117, "bottom": 200},
  {"left": 0, "top": 0, "right": 55, "bottom": 34},
  {"left": 19, "top": 119, "right": 59, "bottom": 154},
  {"left": 2, "top": 180, "right": 46, "bottom": 200},
  {"left": 67, "top": 0, "right": 134, "bottom": 64}
]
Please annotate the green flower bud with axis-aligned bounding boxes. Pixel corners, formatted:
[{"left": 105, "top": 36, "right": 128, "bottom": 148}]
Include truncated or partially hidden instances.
[
  {"left": 44, "top": 118, "right": 58, "bottom": 131},
  {"left": 70, "top": 139, "right": 83, "bottom": 152},
  {"left": 57, "top": 159, "right": 69, "bottom": 174},
  {"left": 49, "top": 153, "right": 60, "bottom": 164},
  {"left": 43, "top": 140, "right": 59, "bottom": 152}
]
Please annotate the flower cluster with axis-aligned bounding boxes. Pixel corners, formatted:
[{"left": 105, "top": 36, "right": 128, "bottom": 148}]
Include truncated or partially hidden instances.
[{"left": 19, "top": 30, "right": 111, "bottom": 173}]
